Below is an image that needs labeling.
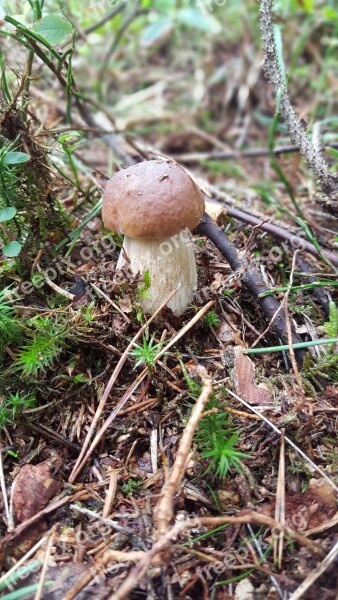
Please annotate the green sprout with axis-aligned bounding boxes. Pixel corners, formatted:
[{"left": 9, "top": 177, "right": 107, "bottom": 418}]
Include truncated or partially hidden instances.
[
  {"left": 203, "top": 310, "right": 220, "bottom": 329},
  {"left": 130, "top": 334, "right": 164, "bottom": 370}
]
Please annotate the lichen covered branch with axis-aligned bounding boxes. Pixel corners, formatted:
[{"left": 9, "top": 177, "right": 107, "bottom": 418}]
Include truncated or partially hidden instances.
[{"left": 259, "top": 0, "right": 338, "bottom": 214}]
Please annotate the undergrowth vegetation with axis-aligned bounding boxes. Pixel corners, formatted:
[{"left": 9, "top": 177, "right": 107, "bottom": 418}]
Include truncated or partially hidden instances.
[{"left": 0, "top": 0, "right": 337, "bottom": 597}]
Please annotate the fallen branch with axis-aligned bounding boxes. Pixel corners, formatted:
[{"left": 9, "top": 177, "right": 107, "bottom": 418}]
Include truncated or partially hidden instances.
[
  {"left": 195, "top": 212, "right": 306, "bottom": 363},
  {"left": 259, "top": 0, "right": 338, "bottom": 214},
  {"left": 222, "top": 205, "right": 338, "bottom": 269}
]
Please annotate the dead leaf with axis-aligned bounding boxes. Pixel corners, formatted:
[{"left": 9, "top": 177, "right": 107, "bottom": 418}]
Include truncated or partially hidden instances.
[
  {"left": 233, "top": 347, "right": 273, "bottom": 405},
  {"left": 13, "top": 459, "right": 61, "bottom": 523}
]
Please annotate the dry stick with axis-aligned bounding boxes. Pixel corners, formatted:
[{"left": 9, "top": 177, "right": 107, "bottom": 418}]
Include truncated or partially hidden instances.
[
  {"left": 283, "top": 250, "right": 304, "bottom": 393},
  {"left": 34, "top": 526, "right": 57, "bottom": 600},
  {"left": 37, "top": 264, "right": 74, "bottom": 300},
  {"left": 274, "top": 430, "right": 285, "bottom": 569},
  {"left": 70, "top": 300, "right": 215, "bottom": 481},
  {"left": 195, "top": 213, "right": 306, "bottom": 364},
  {"left": 304, "top": 513, "right": 338, "bottom": 537},
  {"left": 102, "top": 469, "right": 118, "bottom": 518},
  {"left": 103, "top": 511, "right": 324, "bottom": 600},
  {"left": 289, "top": 540, "right": 338, "bottom": 600},
  {"left": 69, "top": 504, "right": 134, "bottom": 534},
  {"left": 69, "top": 286, "right": 179, "bottom": 483},
  {"left": 224, "top": 386, "right": 338, "bottom": 493},
  {"left": 222, "top": 205, "right": 338, "bottom": 268},
  {"left": 155, "top": 367, "right": 213, "bottom": 537}
]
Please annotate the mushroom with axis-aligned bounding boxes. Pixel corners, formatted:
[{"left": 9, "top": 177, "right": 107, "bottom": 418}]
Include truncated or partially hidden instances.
[{"left": 102, "top": 159, "right": 205, "bottom": 315}]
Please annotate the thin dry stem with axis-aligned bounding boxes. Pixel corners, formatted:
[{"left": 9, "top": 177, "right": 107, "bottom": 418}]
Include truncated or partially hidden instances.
[
  {"left": 155, "top": 366, "right": 213, "bottom": 537},
  {"left": 274, "top": 429, "right": 285, "bottom": 569},
  {"left": 34, "top": 525, "right": 57, "bottom": 600},
  {"left": 102, "top": 470, "right": 118, "bottom": 518}
]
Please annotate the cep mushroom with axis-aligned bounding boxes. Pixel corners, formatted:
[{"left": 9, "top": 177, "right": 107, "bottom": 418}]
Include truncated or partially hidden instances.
[{"left": 102, "top": 159, "right": 205, "bottom": 315}]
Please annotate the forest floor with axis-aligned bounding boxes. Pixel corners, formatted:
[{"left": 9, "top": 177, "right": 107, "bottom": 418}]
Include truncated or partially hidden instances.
[{"left": 0, "top": 2, "right": 337, "bottom": 599}]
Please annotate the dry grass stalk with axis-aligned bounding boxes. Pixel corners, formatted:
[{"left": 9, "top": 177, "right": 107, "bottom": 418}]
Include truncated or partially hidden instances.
[
  {"left": 34, "top": 525, "right": 57, "bottom": 600},
  {"left": 274, "top": 429, "right": 285, "bottom": 568},
  {"left": 155, "top": 366, "right": 213, "bottom": 537}
]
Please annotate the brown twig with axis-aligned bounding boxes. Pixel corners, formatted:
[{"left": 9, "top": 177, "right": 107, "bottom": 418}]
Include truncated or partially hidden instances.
[
  {"left": 195, "top": 212, "right": 306, "bottom": 364},
  {"left": 155, "top": 366, "right": 213, "bottom": 537},
  {"left": 217, "top": 204, "right": 338, "bottom": 268},
  {"left": 274, "top": 430, "right": 285, "bottom": 569},
  {"left": 84, "top": 4, "right": 126, "bottom": 34}
]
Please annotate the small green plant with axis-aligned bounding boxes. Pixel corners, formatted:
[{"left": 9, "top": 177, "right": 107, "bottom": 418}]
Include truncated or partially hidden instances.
[
  {"left": 0, "top": 143, "right": 30, "bottom": 258},
  {"left": 196, "top": 425, "right": 248, "bottom": 480},
  {"left": 13, "top": 316, "right": 68, "bottom": 377},
  {"left": 130, "top": 334, "right": 163, "bottom": 370},
  {"left": 323, "top": 301, "right": 338, "bottom": 348},
  {"left": 121, "top": 478, "right": 142, "bottom": 496},
  {"left": 180, "top": 361, "right": 248, "bottom": 480},
  {"left": 203, "top": 310, "right": 220, "bottom": 329},
  {"left": 0, "top": 391, "right": 35, "bottom": 430},
  {"left": 0, "top": 288, "right": 23, "bottom": 355},
  {"left": 58, "top": 132, "right": 84, "bottom": 191},
  {"left": 136, "top": 270, "right": 151, "bottom": 301}
]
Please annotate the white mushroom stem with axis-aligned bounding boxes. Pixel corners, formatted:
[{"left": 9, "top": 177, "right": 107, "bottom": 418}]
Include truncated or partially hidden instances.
[{"left": 116, "top": 229, "right": 198, "bottom": 316}]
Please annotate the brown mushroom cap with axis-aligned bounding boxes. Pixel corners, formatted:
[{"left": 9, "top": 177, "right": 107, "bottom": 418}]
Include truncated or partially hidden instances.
[{"left": 102, "top": 159, "right": 205, "bottom": 239}]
